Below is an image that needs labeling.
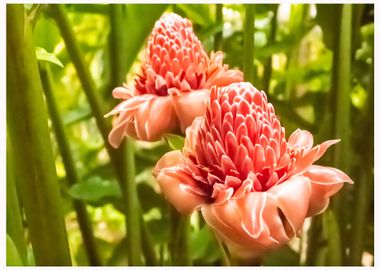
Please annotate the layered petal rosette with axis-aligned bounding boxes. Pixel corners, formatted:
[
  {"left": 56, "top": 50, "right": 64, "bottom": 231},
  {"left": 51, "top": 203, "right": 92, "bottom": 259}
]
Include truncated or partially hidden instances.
[
  {"left": 154, "top": 82, "right": 353, "bottom": 258},
  {"left": 106, "top": 13, "right": 243, "bottom": 147}
]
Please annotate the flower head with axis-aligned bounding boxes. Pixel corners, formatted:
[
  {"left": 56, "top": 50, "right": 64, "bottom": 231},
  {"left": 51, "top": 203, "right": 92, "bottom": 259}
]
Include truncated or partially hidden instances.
[
  {"left": 154, "top": 82, "right": 353, "bottom": 258},
  {"left": 106, "top": 13, "right": 243, "bottom": 146}
]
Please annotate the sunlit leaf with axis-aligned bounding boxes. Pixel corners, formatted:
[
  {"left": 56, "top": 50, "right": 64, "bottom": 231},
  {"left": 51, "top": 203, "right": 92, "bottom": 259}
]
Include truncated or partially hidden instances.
[
  {"left": 36, "top": 47, "right": 64, "bottom": 68},
  {"left": 68, "top": 176, "right": 122, "bottom": 202},
  {"left": 164, "top": 134, "right": 185, "bottom": 150}
]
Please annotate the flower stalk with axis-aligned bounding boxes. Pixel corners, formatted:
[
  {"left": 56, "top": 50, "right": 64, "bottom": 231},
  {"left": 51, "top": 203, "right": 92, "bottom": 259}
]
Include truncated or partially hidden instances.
[
  {"left": 6, "top": 4, "right": 71, "bottom": 265},
  {"left": 243, "top": 4, "right": 255, "bottom": 84},
  {"left": 39, "top": 63, "right": 102, "bottom": 266}
]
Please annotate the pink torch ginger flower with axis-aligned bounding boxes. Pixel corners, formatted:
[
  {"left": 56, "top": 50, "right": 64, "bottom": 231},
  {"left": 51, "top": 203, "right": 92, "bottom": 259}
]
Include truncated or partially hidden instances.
[
  {"left": 154, "top": 82, "right": 353, "bottom": 258},
  {"left": 106, "top": 13, "right": 243, "bottom": 147}
]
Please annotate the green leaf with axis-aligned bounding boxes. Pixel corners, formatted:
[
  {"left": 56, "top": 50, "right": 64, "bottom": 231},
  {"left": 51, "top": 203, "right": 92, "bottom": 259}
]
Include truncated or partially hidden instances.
[
  {"left": 68, "top": 176, "right": 122, "bottom": 202},
  {"left": 6, "top": 235, "right": 23, "bottom": 266},
  {"left": 164, "top": 134, "right": 185, "bottom": 150},
  {"left": 190, "top": 225, "right": 222, "bottom": 264},
  {"left": 35, "top": 47, "right": 64, "bottom": 68}
]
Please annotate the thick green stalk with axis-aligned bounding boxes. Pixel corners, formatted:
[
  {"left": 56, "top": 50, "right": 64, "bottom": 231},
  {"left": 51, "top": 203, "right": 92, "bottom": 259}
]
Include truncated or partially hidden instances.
[
  {"left": 262, "top": 5, "right": 278, "bottom": 92},
  {"left": 169, "top": 206, "right": 191, "bottom": 266},
  {"left": 214, "top": 4, "right": 223, "bottom": 51},
  {"left": 243, "top": 4, "right": 255, "bottom": 84},
  {"left": 39, "top": 64, "right": 102, "bottom": 266},
  {"left": 124, "top": 140, "right": 142, "bottom": 265},
  {"left": 6, "top": 137, "right": 27, "bottom": 265},
  {"left": 331, "top": 5, "right": 352, "bottom": 264},
  {"left": 349, "top": 59, "right": 374, "bottom": 266},
  {"left": 108, "top": 4, "right": 147, "bottom": 265},
  {"left": 284, "top": 4, "right": 308, "bottom": 100},
  {"left": 6, "top": 4, "right": 71, "bottom": 265}
]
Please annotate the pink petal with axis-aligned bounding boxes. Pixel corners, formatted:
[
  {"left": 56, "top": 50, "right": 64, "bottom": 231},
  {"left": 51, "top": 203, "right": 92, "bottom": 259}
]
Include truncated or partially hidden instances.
[
  {"left": 303, "top": 165, "right": 353, "bottom": 216},
  {"left": 172, "top": 89, "right": 210, "bottom": 132},
  {"left": 288, "top": 129, "right": 313, "bottom": 151},
  {"left": 201, "top": 176, "right": 311, "bottom": 259},
  {"left": 144, "top": 96, "right": 178, "bottom": 141},
  {"left": 154, "top": 150, "right": 208, "bottom": 214}
]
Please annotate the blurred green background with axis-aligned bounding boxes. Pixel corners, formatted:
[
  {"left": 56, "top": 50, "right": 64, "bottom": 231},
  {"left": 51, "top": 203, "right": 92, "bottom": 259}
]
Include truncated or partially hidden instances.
[{"left": 6, "top": 3, "right": 374, "bottom": 266}]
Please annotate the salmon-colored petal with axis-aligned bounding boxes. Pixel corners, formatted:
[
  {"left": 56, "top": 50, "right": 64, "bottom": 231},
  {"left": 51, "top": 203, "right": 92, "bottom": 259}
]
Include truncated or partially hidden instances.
[
  {"left": 268, "top": 176, "right": 311, "bottom": 237},
  {"left": 312, "top": 139, "right": 340, "bottom": 162},
  {"left": 172, "top": 89, "right": 210, "bottom": 132},
  {"left": 303, "top": 165, "right": 353, "bottom": 216},
  {"left": 154, "top": 151, "right": 208, "bottom": 214},
  {"left": 145, "top": 96, "right": 178, "bottom": 140},
  {"left": 108, "top": 111, "right": 133, "bottom": 148},
  {"left": 112, "top": 86, "right": 134, "bottom": 99},
  {"left": 201, "top": 176, "right": 310, "bottom": 259},
  {"left": 288, "top": 129, "right": 313, "bottom": 151}
]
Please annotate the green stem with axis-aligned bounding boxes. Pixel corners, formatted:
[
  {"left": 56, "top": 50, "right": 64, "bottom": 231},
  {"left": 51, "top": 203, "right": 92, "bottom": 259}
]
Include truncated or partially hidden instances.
[
  {"left": 125, "top": 140, "right": 142, "bottom": 265},
  {"left": 6, "top": 4, "right": 71, "bottom": 265},
  {"left": 141, "top": 216, "right": 158, "bottom": 265},
  {"left": 108, "top": 4, "right": 148, "bottom": 265},
  {"left": 214, "top": 4, "right": 223, "bottom": 51},
  {"left": 39, "top": 64, "right": 102, "bottom": 266},
  {"left": 243, "top": 4, "right": 255, "bottom": 84},
  {"left": 349, "top": 54, "right": 374, "bottom": 266},
  {"left": 331, "top": 4, "right": 352, "bottom": 264},
  {"left": 262, "top": 5, "right": 278, "bottom": 92},
  {"left": 169, "top": 206, "right": 191, "bottom": 266},
  {"left": 6, "top": 136, "right": 28, "bottom": 265}
]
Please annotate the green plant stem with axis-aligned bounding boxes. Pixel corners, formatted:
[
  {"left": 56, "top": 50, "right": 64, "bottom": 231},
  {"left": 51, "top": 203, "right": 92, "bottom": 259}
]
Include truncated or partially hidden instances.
[
  {"left": 331, "top": 4, "right": 352, "bottom": 264},
  {"left": 140, "top": 216, "right": 158, "bottom": 265},
  {"left": 125, "top": 140, "right": 142, "bottom": 265},
  {"left": 109, "top": 4, "right": 127, "bottom": 88},
  {"left": 262, "top": 5, "right": 278, "bottom": 92},
  {"left": 214, "top": 4, "right": 223, "bottom": 51},
  {"left": 39, "top": 64, "right": 102, "bottom": 266},
  {"left": 169, "top": 206, "right": 191, "bottom": 266},
  {"left": 349, "top": 58, "right": 374, "bottom": 266},
  {"left": 6, "top": 137, "right": 27, "bottom": 265},
  {"left": 243, "top": 4, "right": 255, "bottom": 84},
  {"left": 109, "top": 4, "right": 150, "bottom": 266},
  {"left": 6, "top": 4, "right": 71, "bottom": 265}
]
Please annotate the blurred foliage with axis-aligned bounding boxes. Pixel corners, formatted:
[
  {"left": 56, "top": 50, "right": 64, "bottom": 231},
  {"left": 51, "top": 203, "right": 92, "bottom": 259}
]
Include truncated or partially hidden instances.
[{"left": 7, "top": 3, "right": 374, "bottom": 266}]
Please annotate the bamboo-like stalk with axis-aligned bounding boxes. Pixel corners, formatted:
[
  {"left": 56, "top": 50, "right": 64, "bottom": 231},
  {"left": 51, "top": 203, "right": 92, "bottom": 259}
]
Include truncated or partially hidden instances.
[
  {"left": 124, "top": 140, "right": 142, "bottom": 265},
  {"left": 349, "top": 58, "right": 374, "bottom": 266},
  {"left": 262, "top": 5, "right": 278, "bottom": 92},
  {"left": 169, "top": 206, "right": 191, "bottom": 266},
  {"left": 6, "top": 137, "right": 27, "bottom": 265},
  {"left": 243, "top": 4, "right": 255, "bottom": 84},
  {"left": 108, "top": 4, "right": 152, "bottom": 265},
  {"left": 331, "top": 5, "right": 352, "bottom": 264},
  {"left": 214, "top": 4, "right": 223, "bottom": 51},
  {"left": 6, "top": 4, "right": 71, "bottom": 265},
  {"left": 39, "top": 64, "right": 102, "bottom": 266}
]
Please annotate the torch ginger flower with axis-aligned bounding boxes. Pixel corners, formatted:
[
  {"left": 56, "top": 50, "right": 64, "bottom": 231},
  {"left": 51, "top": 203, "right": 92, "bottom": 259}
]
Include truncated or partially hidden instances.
[
  {"left": 106, "top": 13, "right": 243, "bottom": 147},
  {"left": 154, "top": 82, "right": 353, "bottom": 258}
]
